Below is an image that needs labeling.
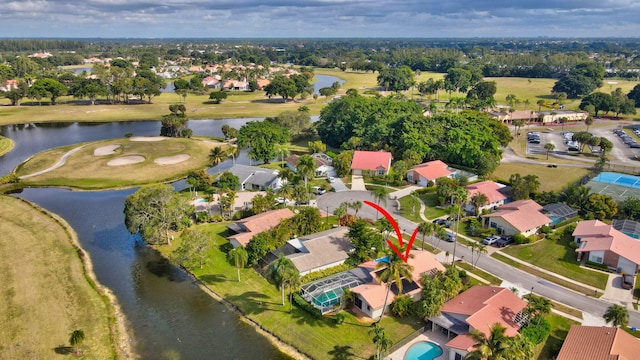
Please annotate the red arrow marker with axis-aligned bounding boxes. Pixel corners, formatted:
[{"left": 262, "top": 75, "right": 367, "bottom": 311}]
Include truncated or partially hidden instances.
[{"left": 363, "top": 201, "right": 418, "bottom": 263}]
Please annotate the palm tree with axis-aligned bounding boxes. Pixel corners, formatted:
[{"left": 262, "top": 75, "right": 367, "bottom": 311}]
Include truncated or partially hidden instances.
[
  {"left": 585, "top": 116, "right": 594, "bottom": 132},
  {"left": 472, "top": 243, "right": 487, "bottom": 268},
  {"left": 375, "top": 248, "right": 414, "bottom": 323},
  {"left": 69, "top": 329, "right": 85, "bottom": 355},
  {"left": 470, "top": 193, "right": 489, "bottom": 216},
  {"left": 278, "top": 167, "right": 295, "bottom": 183},
  {"left": 513, "top": 119, "right": 525, "bottom": 139},
  {"left": 525, "top": 294, "right": 553, "bottom": 324},
  {"left": 603, "top": 304, "right": 629, "bottom": 328},
  {"left": 227, "top": 246, "right": 248, "bottom": 282},
  {"left": 544, "top": 143, "right": 555, "bottom": 160},
  {"left": 465, "top": 323, "right": 510, "bottom": 360},
  {"left": 369, "top": 323, "right": 393, "bottom": 360},
  {"left": 451, "top": 187, "right": 468, "bottom": 265},
  {"left": 208, "top": 146, "right": 227, "bottom": 169},
  {"left": 334, "top": 203, "right": 347, "bottom": 222},
  {"left": 277, "top": 181, "right": 294, "bottom": 204},
  {"left": 418, "top": 221, "right": 435, "bottom": 249},
  {"left": 536, "top": 99, "right": 545, "bottom": 112},
  {"left": 296, "top": 154, "right": 316, "bottom": 188},
  {"left": 351, "top": 200, "right": 363, "bottom": 218},
  {"left": 275, "top": 146, "right": 290, "bottom": 164},
  {"left": 266, "top": 254, "right": 299, "bottom": 307}
]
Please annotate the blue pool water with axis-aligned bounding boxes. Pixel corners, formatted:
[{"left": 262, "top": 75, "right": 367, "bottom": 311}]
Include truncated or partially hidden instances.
[
  {"left": 404, "top": 341, "right": 443, "bottom": 360},
  {"left": 195, "top": 198, "right": 206, "bottom": 203},
  {"left": 592, "top": 172, "right": 640, "bottom": 189}
]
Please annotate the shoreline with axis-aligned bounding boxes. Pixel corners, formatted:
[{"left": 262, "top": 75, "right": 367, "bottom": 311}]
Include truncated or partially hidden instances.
[{"left": 19, "top": 198, "right": 137, "bottom": 359}]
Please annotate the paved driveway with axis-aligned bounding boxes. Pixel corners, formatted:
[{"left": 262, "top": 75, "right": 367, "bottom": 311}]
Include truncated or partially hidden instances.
[
  {"left": 351, "top": 175, "right": 367, "bottom": 191},
  {"left": 601, "top": 273, "right": 635, "bottom": 310},
  {"left": 330, "top": 177, "right": 349, "bottom": 192}
]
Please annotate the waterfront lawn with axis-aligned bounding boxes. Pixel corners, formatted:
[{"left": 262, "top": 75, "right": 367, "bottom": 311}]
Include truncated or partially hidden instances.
[
  {"left": 501, "top": 236, "right": 609, "bottom": 290},
  {"left": 492, "top": 162, "right": 590, "bottom": 193},
  {"left": 160, "top": 223, "right": 423, "bottom": 360},
  {"left": 0, "top": 135, "right": 14, "bottom": 156},
  {"left": 0, "top": 196, "right": 115, "bottom": 359},
  {"left": 15, "top": 137, "right": 226, "bottom": 189}
]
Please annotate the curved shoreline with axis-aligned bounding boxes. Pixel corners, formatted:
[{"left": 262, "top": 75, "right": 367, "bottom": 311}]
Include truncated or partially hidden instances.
[
  {"left": 0, "top": 136, "right": 15, "bottom": 157},
  {"left": 16, "top": 198, "right": 137, "bottom": 359}
]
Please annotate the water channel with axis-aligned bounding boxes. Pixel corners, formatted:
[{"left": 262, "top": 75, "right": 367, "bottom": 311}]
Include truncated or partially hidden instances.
[{"left": 0, "top": 74, "right": 342, "bottom": 359}]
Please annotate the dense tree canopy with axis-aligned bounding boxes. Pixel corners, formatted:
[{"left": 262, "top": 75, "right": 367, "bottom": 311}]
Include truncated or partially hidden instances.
[
  {"left": 579, "top": 92, "right": 614, "bottom": 116},
  {"left": 376, "top": 66, "right": 415, "bottom": 92},
  {"left": 237, "top": 120, "right": 290, "bottom": 164}
]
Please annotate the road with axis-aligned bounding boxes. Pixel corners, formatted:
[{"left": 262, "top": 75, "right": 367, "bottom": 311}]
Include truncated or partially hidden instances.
[{"left": 317, "top": 190, "right": 640, "bottom": 328}]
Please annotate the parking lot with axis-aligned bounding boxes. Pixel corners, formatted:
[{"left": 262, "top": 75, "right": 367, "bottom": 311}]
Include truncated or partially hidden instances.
[{"left": 524, "top": 123, "right": 640, "bottom": 165}]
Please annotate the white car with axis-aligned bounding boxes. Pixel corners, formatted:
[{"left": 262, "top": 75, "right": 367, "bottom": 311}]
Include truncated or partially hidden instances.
[
  {"left": 328, "top": 176, "right": 335, "bottom": 183},
  {"left": 312, "top": 186, "right": 326, "bottom": 195},
  {"left": 482, "top": 235, "right": 501, "bottom": 245}
]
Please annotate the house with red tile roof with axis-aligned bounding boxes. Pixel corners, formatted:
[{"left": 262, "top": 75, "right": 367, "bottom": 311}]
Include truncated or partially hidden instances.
[
  {"left": 0, "top": 79, "right": 18, "bottom": 92},
  {"left": 226, "top": 208, "right": 295, "bottom": 248},
  {"left": 465, "top": 181, "right": 509, "bottom": 214},
  {"left": 350, "top": 250, "right": 445, "bottom": 319},
  {"left": 407, "top": 160, "right": 453, "bottom": 186},
  {"left": 572, "top": 219, "right": 640, "bottom": 274},
  {"left": 201, "top": 76, "right": 222, "bottom": 89},
  {"left": 482, "top": 199, "right": 551, "bottom": 237},
  {"left": 428, "top": 286, "right": 527, "bottom": 360},
  {"left": 556, "top": 325, "right": 639, "bottom": 360},
  {"left": 285, "top": 153, "right": 333, "bottom": 177},
  {"left": 350, "top": 150, "right": 392, "bottom": 176}
]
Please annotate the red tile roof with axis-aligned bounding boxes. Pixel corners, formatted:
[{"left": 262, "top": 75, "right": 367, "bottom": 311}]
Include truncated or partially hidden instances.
[
  {"left": 442, "top": 286, "right": 526, "bottom": 338},
  {"left": 556, "top": 325, "right": 639, "bottom": 360},
  {"left": 411, "top": 160, "right": 452, "bottom": 181},
  {"left": 350, "top": 150, "right": 392, "bottom": 171},
  {"left": 573, "top": 220, "right": 640, "bottom": 265},
  {"left": 227, "top": 208, "right": 295, "bottom": 247},
  {"left": 466, "top": 181, "right": 507, "bottom": 203},
  {"left": 482, "top": 200, "right": 551, "bottom": 232}
]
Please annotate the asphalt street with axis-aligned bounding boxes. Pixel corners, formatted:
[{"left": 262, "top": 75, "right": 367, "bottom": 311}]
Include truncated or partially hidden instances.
[{"left": 317, "top": 190, "right": 640, "bottom": 328}]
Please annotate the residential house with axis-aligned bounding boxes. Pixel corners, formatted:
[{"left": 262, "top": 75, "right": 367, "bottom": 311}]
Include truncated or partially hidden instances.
[
  {"left": 556, "top": 325, "right": 639, "bottom": 360},
  {"left": 226, "top": 208, "right": 295, "bottom": 248},
  {"left": 350, "top": 150, "right": 392, "bottom": 176},
  {"left": 541, "top": 203, "right": 578, "bottom": 226},
  {"left": 201, "top": 76, "right": 222, "bottom": 89},
  {"left": 350, "top": 250, "right": 445, "bottom": 319},
  {"left": 428, "top": 286, "right": 527, "bottom": 360},
  {"left": 256, "top": 79, "right": 271, "bottom": 90},
  {"left": 482, "top": 199, "right": 552, "bottom": 237},
  {"left": 407, "top": 160, "right": 453, "bottom": 187},
  {"left": 572, "top": 219, "right": 640, "bottom": 274},
  {"left": 223, "top": 80, "right": 249, "bottom": 91},
  {"left": 284, "top": 227, "right": 352, "bottom": 276},
  {"left": 223, "top": 164, "right": 283, "bottom": 191},
  {"left": 285, "top": 153, "right": 333, "bottom": 177},
  {"left": 465, "top": 181, "right": 508, "bottom": 214},
  {"left": 0, "top": 79, "right": 18, "bottom": 92}
]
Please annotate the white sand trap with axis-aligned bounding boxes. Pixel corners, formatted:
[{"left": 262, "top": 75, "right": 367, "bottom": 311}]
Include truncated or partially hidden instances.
[
  {"left": 129, "top": 136, "right": 167, "bottom": 142},
  {"left": 107, "top": 155, "right": 145, "bottom": 166},
  {"left": 94, "top": 144, "right": 121, "bottom": 156},
  {"left": 154, "top": 154, "right": 190, "bottom": 165}
]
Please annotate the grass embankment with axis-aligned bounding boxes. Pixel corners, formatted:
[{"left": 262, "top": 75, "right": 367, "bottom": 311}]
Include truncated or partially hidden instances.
[
  {"left": 0, "top": 135, "right": 15, "bottom": 157},
  {"left": 0, "top": 196, "right": 116, "bottom": 359},
  {"left": 158, "top": 223, "right": 423, "bottom": 360},
  {"left": 501, "top": 238, "right": 609, "bottom": 290},
  {"left": 492, "top": 162, "right": 590, "bottom": 192},
  {"left": 536, "top": 314, "right": 579, "bottom": 360},
  {"left": 16, "top": 137, "right": 227, "bottom": 189}
]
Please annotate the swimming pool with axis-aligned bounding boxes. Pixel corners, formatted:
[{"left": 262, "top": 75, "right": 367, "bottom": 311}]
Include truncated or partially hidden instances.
[
  {"left": 592, "top": 172, "right": 640, "bottom": 189},
  {"left": 404, "top": 341, "right": 443, "bottom": 360}
]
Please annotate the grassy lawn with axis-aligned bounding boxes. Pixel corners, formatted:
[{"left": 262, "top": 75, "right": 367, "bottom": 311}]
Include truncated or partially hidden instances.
[
  {"left": 492, "top": 253, "right": 603, "bottom": 295},
  {"left": 501, "top": 237, "right": 609, "bottom": 290},
  {"left": 398, "top": 195, "right": 423, "bottom": 223},
  {"left": 536, "top": 314, "right": 579, "bottom": 360},
  {"left": 0, "top": 135, "right": 15, "bottom": 157},
  {"left": 455, "top": 262, "right": 502, "bottom": 285},
  {"left": 15, "top": 137, "right": 227, "bottom": 189},
  {"left": 0, "top": 196, "right": 116, "bottom": 359},
  {"left": 158, "top": 223, "right": 423, "bottom": 360},
  {"left": 418, "top": 193, "right": 448, "bottom": 219},
  {"left": 492, "top": 162, "right": 590, "bottom": 192}
]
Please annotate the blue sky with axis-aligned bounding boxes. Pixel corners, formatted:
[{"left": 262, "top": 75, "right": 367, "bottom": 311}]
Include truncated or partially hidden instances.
[{"left": 1, "top": 0, "right": 639, "bottom": 38}]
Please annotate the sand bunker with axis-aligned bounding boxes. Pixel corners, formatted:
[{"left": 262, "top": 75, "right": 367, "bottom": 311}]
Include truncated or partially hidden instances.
[
  {"left": 94, "top": 144, "right": 121, "bottom": 156},
  {"left": 154, "top": 154, "right": 190, "bottom": 165},
  {"left": 129, "top": 136, "right": 167, "bottom": 142},
  {"left": 107, "top": 155, "right": 145, "bottom": 166}
]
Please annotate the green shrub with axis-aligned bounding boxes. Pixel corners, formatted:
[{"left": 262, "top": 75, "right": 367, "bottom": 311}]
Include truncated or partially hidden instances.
[
  {"left": 513, "top": 233, "right": 528, "bottom": 245},
  {"left": 196, "top": 211, "right": 209, "bottom": 223},
  {"left": 124, "top": 132, "right": 133, "bottom": 138},
  {"left": 585, "top": 260, "right": 610, "bottom": 271},
  {"left": 292, "top": 293, "right": 323, "bottom": 319},
  {"left": 390, "top": 295, "right": 414, "bottom": 317},
  {"left": 300, "top": 263, "right": 353, "bottom": 284},
  {"left": 539, "top": 225, "right": 552, "bottom": 234},
  {"left": 521, "top": 316, "right": 551, "bottom": 345},
  {"left": 0, "top": 173, "right": 20, "bottom": 184},
  {"left": 334, "top": 312, "right": 346, "bottom": 324}
]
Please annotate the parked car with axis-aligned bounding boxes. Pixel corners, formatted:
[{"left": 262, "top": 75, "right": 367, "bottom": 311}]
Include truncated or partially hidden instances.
[
  {"left": 432, "top": 218, "right": 446, "bottom": 226},
  {"left": 312, "top": 186, "right": 326, "bottom": 195},
  {"left": 444, "top": 233, "right": 456, "bottom": 242},
  {"left": 622, "top": 273, "right": 635, "bottom": 290},
  {"left": 328, "top": 176, "right": 335, "bottom": 183},
  {"left": 496, "top": 236, "right": 514, "bottom": 247},
  {"left": 482, "top": 235, "right": 501, "bottom": 245}
]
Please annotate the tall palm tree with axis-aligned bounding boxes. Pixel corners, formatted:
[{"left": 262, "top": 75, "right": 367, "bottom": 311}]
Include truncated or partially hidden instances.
[
  {"left": 418, "top": 221, "right": 435, "bottom": 250},
  {"left": 472, "top": 243, "right": 487, "bottom": 268},
  {"left": 603, "top": 304, "right": 629, "bottom": 328},
  {"left": 470, "top": 193, "right": 489, "bottom": 216},
  {"left": 278, "top": 167, "right": 295, "bottom": 183},
  {"left": 227, "top": 246, "right": 248, "bottom": 282},
  {"left": 525, "top": 294, "right": 553, "bottom": 325},
  {"left": 266, "top": 254, "right": 299, "bottom": 307},
  {"left": 544, "top": 142, "right": 555, "bottom": 160},
  {"left": 375, "top": 248, "right": 414, "bottom": 323},
  {"left": 351, "top": 200, "right": 363, "bottom": 218},
  {"left": 296, "top": 154, "right": 316, "bottom": 188},
  {"left": 369, "top": 323, "right": 393, "bottom": 360},
  {"left": 465, "top": 323, "right": 510, "bottom": 360},
  {"left": 69, "top": 329, "right": 85, "bottom": 355},
  {"left": 208, "top": 146, "right": 227, "bottom": 169},
  {"left": 277, "top": 181, "right": 294, "bottom": 204},
  {"left": 451, "top": 187, "right": 468, "bottom": 265},
  {"left": 275, "top": 146, "right": 290, "bottom": 164},
  {"left": 585, "top": 116, "right": 594, "bottom": 132}
]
